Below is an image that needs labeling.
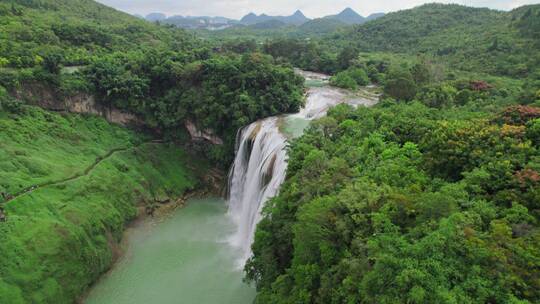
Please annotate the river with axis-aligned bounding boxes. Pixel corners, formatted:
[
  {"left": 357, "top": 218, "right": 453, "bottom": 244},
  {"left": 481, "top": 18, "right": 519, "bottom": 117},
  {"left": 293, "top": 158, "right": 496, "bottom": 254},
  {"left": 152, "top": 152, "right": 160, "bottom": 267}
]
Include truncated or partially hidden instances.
[
  {"left": 84, "top": 198, "right": 256, "bottom": 304},
  {"left": 84, "top": 71, "right": 377, "bottom": 304}
]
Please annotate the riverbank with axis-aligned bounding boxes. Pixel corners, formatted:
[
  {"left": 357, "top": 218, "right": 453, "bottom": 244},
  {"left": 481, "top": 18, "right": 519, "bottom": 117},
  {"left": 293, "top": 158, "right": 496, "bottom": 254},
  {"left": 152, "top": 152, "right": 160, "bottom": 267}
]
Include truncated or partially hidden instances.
[
  {"left": 0, "top": 105, "right": 216, "bottom": 303},
  {"left": 78, "top": 186, "right": 220, "bottom": 303}
]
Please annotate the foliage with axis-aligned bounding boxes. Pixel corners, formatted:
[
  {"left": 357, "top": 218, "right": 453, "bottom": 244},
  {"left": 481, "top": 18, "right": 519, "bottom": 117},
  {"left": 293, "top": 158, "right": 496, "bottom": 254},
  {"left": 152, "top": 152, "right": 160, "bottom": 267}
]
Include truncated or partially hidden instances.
[
  {"left": 247, "top": 101, "right": 540, "bottom": 303},
  {"left": 329, "top": 72, "right": 357, "bottom": 89},
  {"left": 330, "top": 67, "right": 369, "bottom": 89},
  {"left": 384, "top": 67, "right": 417, "bottom": 101},
  {"left": 263, "top": 38, "right": 339, "bottom": 74},
  {"left": 222, "top": 39, "right": 257, "bottom": 53},
  {"left": 84, "top": 51, "right": 304, "bottom": 164}
]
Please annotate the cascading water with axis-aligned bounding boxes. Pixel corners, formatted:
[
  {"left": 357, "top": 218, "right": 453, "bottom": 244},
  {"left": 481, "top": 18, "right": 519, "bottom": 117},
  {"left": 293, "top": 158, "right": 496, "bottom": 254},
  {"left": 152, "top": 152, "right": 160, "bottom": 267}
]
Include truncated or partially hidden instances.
[
  {"left": 227, "top": 118, "right": 288, "bottom": 264},
  {"left": 227, "top": 71, "right": 378, "bottom": 265}
]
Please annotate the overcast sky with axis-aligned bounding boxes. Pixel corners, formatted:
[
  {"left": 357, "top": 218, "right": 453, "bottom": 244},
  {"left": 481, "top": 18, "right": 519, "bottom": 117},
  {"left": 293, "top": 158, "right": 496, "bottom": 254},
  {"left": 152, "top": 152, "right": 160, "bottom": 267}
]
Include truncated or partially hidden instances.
[{"left": 95, "top": 0, "right": 540, "bottom": 19}]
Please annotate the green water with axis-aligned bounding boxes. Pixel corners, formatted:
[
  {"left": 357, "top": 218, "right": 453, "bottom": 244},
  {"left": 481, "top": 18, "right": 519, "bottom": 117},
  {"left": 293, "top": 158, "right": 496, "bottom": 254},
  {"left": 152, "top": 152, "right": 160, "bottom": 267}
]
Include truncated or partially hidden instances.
[
  {"left": 282, "top": 116, "right": 310, "bottom": 139},
  {"left": 305, "top": 79, "right": 326, "bottom": 87},
  {"left": 85, "top": 198, "right": 256, "bottom": 304}
]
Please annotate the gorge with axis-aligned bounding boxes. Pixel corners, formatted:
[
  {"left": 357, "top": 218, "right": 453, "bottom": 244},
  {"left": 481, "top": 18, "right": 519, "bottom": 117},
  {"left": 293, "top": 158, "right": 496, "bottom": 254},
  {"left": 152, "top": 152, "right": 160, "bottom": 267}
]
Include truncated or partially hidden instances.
[
  {"left": 2, "top": 1, "right": 539, "bottom": 302},
  {"left": 84, "top": 71, "right": 378, "bottom": 303}
]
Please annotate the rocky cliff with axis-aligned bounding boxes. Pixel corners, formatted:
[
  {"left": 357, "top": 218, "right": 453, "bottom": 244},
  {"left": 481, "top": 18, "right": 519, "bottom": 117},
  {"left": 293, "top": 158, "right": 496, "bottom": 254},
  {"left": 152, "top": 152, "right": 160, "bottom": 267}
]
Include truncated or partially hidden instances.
[
  {"left": 14, "top": 82, "right": 142, "bottom": 126},
  {"left": 12, "top": 82, "right": 224, "bottom": 145}
]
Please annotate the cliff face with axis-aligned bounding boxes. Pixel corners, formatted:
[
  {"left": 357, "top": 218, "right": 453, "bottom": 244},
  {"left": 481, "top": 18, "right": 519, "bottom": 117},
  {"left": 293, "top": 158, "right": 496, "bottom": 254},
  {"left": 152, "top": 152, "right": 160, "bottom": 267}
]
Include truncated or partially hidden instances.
[
  {"left": 12, "top": 82, "right": 224, "bottom": 145},
  {"left": 185, "top": 120, "right": 224, "bottom": 145},
  {"left": 13, "top": 82, "right": 142, "bottom": 126}
]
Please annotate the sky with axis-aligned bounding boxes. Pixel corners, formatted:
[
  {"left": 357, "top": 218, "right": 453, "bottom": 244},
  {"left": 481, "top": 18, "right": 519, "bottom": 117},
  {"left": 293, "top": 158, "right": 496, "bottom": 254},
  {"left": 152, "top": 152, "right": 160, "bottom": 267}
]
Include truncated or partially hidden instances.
[{"left": 95, "top": 0, "right": 540, "bottom": 19}]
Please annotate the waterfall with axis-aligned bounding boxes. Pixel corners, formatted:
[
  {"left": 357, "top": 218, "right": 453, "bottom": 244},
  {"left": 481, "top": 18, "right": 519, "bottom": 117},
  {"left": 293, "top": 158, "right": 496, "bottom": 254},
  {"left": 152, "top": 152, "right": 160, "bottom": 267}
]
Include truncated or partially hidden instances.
[
  {"left": 227, "top": 70, "right": 378, "bottom": 266},
  {"left": 227, "top": 117, "right": 288, "bottom": 264}
]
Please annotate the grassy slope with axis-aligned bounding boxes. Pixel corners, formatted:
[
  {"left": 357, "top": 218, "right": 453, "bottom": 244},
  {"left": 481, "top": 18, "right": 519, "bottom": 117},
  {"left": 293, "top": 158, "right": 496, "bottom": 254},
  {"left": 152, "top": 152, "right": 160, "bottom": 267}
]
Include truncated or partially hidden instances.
[
  {"left": 0, "top": 108, "right": 139, "bottom": 195},
  {"left": 0, "top": 106, "right": 205, "bottom": 303}
]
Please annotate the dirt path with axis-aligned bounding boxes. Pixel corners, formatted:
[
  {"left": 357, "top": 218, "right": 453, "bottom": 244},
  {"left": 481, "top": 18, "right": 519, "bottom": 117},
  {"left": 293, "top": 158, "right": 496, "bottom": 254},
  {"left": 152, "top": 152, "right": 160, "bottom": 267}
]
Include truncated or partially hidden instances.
[{"left": 2, "top": 140, "right": 163, "bottom": 205}]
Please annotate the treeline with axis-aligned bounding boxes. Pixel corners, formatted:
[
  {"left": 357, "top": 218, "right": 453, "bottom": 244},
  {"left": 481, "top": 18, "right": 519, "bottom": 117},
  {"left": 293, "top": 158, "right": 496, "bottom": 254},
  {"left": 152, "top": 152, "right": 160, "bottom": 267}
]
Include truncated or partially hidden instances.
[
  {"left": 0, "top": 0, "right": 305, "bottom": 166},
  {"left": 84, "top": 50, "right": 304, "bottom": 163}
]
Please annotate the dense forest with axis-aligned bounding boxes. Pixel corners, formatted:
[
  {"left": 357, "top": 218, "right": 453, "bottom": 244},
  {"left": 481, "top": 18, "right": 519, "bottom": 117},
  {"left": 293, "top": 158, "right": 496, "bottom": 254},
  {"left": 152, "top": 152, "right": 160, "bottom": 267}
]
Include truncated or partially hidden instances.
[
  {"left": 1, "top": 0, "right": 539, "bottom": 303},
  {"left": 247, "top": 102, "right": 540, "bottom": 303},
  {"left": 244, "top": 3, "right": 540, "bottom": 304}
]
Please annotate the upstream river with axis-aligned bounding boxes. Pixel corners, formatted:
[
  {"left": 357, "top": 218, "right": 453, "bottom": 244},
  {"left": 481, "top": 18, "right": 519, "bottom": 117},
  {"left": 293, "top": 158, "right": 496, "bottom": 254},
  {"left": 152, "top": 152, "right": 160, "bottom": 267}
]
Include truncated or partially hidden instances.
[{"left": 85, "top": 71, "right": 377, "bottom": 304}]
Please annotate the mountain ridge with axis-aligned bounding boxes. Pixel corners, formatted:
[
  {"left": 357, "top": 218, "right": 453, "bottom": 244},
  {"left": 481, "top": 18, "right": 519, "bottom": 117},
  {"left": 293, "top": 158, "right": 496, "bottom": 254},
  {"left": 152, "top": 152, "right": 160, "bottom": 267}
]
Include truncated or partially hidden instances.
[
  {"left": 240, "top": 10, "right": 310, "bottom": 25},
  {"left": 142, "top": 8, "right": 384, "bottom": 29}
]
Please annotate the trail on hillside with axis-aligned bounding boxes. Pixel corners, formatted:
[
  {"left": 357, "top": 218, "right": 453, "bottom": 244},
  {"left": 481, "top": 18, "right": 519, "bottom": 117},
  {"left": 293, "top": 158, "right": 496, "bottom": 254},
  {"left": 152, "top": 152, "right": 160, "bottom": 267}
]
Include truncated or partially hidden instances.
[{"left": 2, "top": 140, "right": 163, "bottom": 205}]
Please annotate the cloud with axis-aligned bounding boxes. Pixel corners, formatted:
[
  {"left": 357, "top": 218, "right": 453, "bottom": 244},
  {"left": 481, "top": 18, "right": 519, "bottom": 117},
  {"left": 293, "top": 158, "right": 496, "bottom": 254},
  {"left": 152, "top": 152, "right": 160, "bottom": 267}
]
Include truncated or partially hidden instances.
[{"left": 95, "top": 0, "right": 540, "bottom": 19}]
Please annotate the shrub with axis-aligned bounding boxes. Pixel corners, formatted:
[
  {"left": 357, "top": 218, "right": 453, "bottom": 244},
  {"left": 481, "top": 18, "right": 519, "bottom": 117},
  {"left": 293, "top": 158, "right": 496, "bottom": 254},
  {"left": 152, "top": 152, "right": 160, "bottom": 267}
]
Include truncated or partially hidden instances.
[
  {"left": 384, "top": 77, "right": 417, "bottom": 101},
  {"left": 330, "top": 72, "right": 357, "bottom": 90},
  {"left": 526, "top": 118, "right": 540, "bottom": 145},
  {"left": 347, "top": 68, "right": 370, "bottom": 86},
  {"left": 330, "top": 67, "right": 370, "bottom": 89},
  {"left": 416, "top": 84, "right": 458, "bottom": 108},
  {"left": 498, "top": 105, "right": 540, "bottom": 125},
  {"left": 0, "top": 69, "right": 19, "bottom": 89}
]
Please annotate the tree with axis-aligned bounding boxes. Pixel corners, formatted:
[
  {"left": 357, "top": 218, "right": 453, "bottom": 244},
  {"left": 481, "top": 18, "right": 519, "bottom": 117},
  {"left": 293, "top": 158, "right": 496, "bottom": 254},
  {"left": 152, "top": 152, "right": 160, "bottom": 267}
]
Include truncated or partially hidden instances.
[
  {"left": 0, "top": 57, "right": 9, "bottom": 67},
  {"left": 384, "top": 68, "right": 417, "bottom": 101},
  {"left": 330, "top": 72, "right": 357, "bottom": 90},
  {"left": 42, "top": 53, "right": 62, "bottom": 74},
  {"left": 347, "top": 68, "right": 370, "bottom": 86},
  {"left": 416, "top": 84, "right": 457, "bottom": 108},
  {"left": 337, "top": 45, "right": 358, "bottom": 70}
]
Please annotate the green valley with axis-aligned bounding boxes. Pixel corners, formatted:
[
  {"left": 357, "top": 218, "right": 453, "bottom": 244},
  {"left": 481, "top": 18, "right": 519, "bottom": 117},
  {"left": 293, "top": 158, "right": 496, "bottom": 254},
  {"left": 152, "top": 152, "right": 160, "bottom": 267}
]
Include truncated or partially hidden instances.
[{"left": 1, "top": 0, "right": 539, "bottom": 303}]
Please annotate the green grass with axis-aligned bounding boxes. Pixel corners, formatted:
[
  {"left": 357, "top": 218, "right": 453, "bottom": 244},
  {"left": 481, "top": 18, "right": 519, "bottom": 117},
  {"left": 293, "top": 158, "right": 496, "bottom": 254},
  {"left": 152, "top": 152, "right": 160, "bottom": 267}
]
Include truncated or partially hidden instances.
[
  {"left": 0, "top": 107, "right": 142, "bottom": 196},
  {"left": 0, "top": 106, "right": 205, "bottom": 303}
]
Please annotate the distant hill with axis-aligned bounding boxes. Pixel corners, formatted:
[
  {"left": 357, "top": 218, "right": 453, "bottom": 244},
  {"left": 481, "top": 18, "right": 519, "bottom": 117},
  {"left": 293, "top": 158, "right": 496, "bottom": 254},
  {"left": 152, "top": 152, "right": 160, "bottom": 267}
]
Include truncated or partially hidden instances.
[
  {"left": 323, "top": 8, "right": 384, "bottom": 25},
  {"left": 240, "top": 10, "right": 310, "bottom": 26},
  {"left": 145, "top": 12, "right": 167, "bottom": 22},
  {"left": 366, "top": 12, "right": 385, "bottom": 21},
  {"left": 325, "top": 8, "right": 365, "bottom": 24},
  {"left": 332, "top": 3, "right": 540, "bottom": 77},
  {"left": 162, "top": 15, "right": 234, "bottom": 29},
  {"left": 297, "top": 18, "right": 348, "bottom": 35},
  {"left": 145, "top": 8, "right": 383, "bottom": 30},
  {"left": 248, "top": 20, "right": 289, "bottom": 30}
]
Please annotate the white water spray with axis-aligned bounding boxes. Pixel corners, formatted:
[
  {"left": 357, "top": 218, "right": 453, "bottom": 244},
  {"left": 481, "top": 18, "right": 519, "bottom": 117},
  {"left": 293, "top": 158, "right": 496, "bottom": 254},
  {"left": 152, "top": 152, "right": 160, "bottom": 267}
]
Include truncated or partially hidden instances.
[
  {"left": 227, "top": 71, "right": 377, "bottom": 265},
  {"left": 227, "top": 118, "right": 288, "bottom": 264}
]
